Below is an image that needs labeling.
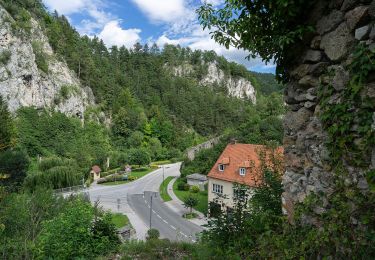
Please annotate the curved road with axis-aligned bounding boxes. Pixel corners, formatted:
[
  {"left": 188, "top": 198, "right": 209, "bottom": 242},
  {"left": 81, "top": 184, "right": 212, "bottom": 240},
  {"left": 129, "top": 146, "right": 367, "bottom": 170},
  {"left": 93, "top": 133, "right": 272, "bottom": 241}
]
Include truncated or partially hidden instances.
[{"left": 87, "top": 163, "right": 204, "bottom": 242}]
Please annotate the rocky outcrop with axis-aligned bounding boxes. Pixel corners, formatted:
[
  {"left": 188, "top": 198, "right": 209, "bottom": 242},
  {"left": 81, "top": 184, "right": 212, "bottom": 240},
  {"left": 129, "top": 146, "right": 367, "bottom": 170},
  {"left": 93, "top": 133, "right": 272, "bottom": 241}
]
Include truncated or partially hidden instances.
[
  {"left": 0, "top": 6, "right": 95, "bottom": 118},
  {"left": 282, "top": 0, "right": 374, "bottom": 219},
  {"left": 171, "top": 62, "right": 256, "bottom": 103}
]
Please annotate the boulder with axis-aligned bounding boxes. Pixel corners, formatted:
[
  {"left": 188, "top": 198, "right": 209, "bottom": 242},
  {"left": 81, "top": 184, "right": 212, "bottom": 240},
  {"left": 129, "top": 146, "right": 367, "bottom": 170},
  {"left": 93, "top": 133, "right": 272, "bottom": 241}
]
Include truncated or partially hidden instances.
[
  {"left": 303, "top": 50, "right": 322, "bottom": 63},
  {"left": 355, "top": 25, "right": 371, "bottom": 40},
  {"left": 329, "top": 65, "right": 350, "bottom": 90},
  {"left": 320, "top": 22, "right": 354, "bottom": 61},
  {"left": 316, "top": 10, "right": 344, "bottom": 34},
  {"left": 345, "top": 6, "right": 369, "bottom": 31}
]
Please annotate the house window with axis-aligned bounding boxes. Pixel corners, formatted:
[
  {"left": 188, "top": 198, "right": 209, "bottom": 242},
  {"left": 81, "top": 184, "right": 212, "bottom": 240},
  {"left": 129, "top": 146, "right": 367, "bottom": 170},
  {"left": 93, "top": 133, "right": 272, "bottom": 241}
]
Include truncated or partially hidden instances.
[
  {"left": 218, "top": 164, "right": 225, "bottom": 171},
  {"left": 212, "top": 183, "right": 223, "bottom": 194},
  {"left": 239, "top": 167, "right": 246, "bottom": 176}
]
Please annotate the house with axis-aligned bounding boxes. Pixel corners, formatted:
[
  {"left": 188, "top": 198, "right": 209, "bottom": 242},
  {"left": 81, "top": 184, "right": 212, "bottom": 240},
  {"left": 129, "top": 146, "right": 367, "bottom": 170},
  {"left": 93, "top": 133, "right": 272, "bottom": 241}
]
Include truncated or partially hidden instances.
[
  {"left": 186, "top": 173, "right": 207, "bottom": 190},
  {"left": 207, "top": 142, "right": 283, "bottom": 214},
  {"left": 90, "top": 165, "right": 101, "bottom": 181}
]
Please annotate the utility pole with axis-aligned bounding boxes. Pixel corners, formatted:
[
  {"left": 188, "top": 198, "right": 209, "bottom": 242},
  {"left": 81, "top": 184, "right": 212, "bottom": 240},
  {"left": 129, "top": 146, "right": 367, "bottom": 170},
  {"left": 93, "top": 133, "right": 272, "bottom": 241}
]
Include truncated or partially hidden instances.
[
  {"left": 163, "top": 165, "right": 165, "bottom": 185},
  {"left": 149, "top": 194, "right": 153, "bottom": 229}
]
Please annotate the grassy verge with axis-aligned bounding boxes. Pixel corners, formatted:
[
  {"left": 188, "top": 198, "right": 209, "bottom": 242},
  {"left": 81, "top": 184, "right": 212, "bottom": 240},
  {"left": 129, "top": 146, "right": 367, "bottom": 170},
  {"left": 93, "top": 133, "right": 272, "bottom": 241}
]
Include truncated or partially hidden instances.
[
  {"left": 159, "top": 176, "right": 174, "bottom": 202},
  {"left": 99, "top": 167, "right": 157, "bottom": 186},
  {"left": 172, "top": 178, "right": 208, "bottom": 215},
  {"left": 151, "top": 160, "right": 171, "bottom": 166},
  {"left": 111, "top": 213, "right": 129, "bottom": 228}
]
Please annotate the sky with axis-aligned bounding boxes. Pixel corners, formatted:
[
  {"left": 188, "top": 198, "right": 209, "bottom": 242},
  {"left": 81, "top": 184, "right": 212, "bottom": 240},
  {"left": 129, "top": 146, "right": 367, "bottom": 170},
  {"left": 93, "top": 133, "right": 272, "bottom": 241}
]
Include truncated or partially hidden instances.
[{"left": 42, "top": 0, "right": 275, "bottom": 73}]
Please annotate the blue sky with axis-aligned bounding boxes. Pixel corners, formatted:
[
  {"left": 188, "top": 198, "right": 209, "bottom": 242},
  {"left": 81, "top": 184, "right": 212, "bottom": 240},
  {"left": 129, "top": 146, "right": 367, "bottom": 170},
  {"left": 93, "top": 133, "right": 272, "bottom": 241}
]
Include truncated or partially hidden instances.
[{"left": 42, "top": 0, "right": 275, "bottom": 73}]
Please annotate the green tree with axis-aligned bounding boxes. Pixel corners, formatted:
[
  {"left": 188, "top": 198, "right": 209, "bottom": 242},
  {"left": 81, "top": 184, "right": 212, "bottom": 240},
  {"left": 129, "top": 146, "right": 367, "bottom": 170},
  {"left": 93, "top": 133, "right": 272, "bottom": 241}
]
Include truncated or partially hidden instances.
[
  {"left": 36, "top": 199, "right": 119, "bottom": 258},
  {"left": 128, "top": 148, "right": 151, "bottom": 166},
  {"left": 183, "top": 194, "right": 198, "bottom": 213},
  {"left": 197, "top": 0, "right": 312, "bottom": 80},
  {"left": 0, "top": 149, "right": 29, "bottom": 191},
  {"left": 0, "top": 97, "right": 14, "bottom": 151}
]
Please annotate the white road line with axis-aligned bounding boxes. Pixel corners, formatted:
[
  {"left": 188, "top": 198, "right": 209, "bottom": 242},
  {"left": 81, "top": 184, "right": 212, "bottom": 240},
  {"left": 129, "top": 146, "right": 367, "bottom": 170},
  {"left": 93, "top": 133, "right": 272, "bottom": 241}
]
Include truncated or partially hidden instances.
[
  {"left": 163, "top": 219, "right": 168, "bottom": 224},
  {"left": 170, "top": 225, "right": 176, "bottom": 230},
  {"left": 147, "top": 205, "right": 150, "bottom": 209},
  {"left": 192, "top": 239, "right": 196, "bottom": 243},
  {"left": 152, "top": 210, "right": 156, "bottom": 213},
  {"left": 157, "top": 214, "right": 161, "bottom": 218},
  {"left": 144, "top": 200, "right": 147, "bottom": 204}
]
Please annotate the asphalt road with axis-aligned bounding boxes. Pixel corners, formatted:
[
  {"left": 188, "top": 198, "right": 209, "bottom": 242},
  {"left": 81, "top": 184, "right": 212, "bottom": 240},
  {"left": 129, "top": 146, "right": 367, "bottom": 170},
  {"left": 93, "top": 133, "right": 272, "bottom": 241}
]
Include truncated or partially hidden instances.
[
  {"left": 129, "top": 191, "right": 202, "bottom": 242},
  {"left": 87, "top": 163, "right": 204, "bottom": 241}
]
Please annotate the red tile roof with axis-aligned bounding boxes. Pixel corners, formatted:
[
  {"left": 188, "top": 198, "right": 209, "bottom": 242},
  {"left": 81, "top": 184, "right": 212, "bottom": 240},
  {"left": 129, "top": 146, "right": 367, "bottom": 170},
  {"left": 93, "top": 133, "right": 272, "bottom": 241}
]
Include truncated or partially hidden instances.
[
  {"left": 91, "top": 165, "right": 101, "bottom": 174},
  {"left": 207, "top": 143, "right": 284, "bottom": 186}
]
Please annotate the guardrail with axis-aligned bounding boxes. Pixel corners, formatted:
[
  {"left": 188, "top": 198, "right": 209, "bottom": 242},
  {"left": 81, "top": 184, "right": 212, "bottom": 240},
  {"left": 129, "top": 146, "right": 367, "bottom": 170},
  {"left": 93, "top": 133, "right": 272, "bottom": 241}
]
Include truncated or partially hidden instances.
[{"left": 54, "top": 185, "right": 85, "bottom": 194}]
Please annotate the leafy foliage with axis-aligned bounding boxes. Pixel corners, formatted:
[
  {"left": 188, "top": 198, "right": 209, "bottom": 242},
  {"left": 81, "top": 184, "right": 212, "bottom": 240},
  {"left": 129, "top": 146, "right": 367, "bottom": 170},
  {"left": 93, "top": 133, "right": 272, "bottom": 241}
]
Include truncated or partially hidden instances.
[
  {"left": 0, "top": 149, "right": 29, "bottom": 192},
  {"left": 0, "top": 50, "right": 11, "bottom": 65},
  {"left": 0, "top": 96, "right": 14, "bottom": 151},
  {"left": 183, "top": 194, "right": 199, "bottom": 213},
  {"left": 319, "top": 43, "right": 375, "bottom": 168},
  {"left": 197, "top": 0, "right": 313, "bottom": 80},
  {"left": 146, "top": 228, "right": 160, "bottom": 240},
  {"left": 36, "top": 199, "right": 119, "bottom": 258},
  {"left": 31, "top": 41, "right": 49, "bottom": 73}
]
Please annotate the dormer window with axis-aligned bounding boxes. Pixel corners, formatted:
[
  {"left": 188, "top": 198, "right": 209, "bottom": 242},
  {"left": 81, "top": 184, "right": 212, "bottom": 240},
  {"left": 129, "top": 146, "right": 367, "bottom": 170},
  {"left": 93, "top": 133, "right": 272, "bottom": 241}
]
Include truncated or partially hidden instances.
[
  {"left": 218, "top": 164, "right": 225, "bottom": 171},
  {"left": 239, "top": 167, "right": 246, "bottom": 176}
]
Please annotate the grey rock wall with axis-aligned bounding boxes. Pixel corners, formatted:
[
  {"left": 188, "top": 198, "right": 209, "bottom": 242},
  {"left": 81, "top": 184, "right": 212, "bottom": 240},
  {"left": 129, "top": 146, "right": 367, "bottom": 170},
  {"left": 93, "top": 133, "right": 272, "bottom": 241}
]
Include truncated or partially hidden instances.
[
  {"left": 171, "top": 62, "right": 256, "bottom": 103},
  {"left": 0, "top": 6, "right": 95, "bottom": 118},
  {"left": 282, "top": 0, "right": 375, "bottom": 218}
]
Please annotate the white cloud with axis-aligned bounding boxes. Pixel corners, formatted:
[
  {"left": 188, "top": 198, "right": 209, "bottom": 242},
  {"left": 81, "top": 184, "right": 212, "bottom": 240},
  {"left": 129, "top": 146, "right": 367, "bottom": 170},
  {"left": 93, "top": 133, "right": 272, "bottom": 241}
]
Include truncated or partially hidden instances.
[
  {"left": 130, "top": 0, "right": 192, "bottom": 23},
  {"left": 155, "top": 27, "right": 272, "bottom": 71},
  {"left": 201, "top": 0, "right": 224, "bottom": 6},
  {"left": 98, "top": 21, "right": 141, "bottom": 48},
  {"left": 43, "top": 0, "right": 86, "bottom": 14}
]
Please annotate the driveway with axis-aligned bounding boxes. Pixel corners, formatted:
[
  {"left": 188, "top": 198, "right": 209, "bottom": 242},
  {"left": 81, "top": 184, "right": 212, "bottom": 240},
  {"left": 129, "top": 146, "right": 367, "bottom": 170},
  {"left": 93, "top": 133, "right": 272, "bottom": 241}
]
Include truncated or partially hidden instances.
[{"left": 87, "top": 163, "right": 204, "bottom": 241}]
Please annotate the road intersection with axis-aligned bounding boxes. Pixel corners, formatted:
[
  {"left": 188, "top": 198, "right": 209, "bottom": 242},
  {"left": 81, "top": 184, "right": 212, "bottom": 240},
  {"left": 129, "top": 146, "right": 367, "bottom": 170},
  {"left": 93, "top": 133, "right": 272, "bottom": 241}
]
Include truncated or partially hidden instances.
[{"left": 87, "top": 163, "right": 204, "bottom": 241}]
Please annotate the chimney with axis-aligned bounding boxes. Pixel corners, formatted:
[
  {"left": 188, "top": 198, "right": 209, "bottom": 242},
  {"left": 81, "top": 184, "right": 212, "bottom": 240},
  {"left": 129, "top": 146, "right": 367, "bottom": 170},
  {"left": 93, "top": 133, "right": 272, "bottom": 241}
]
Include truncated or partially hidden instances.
[{"left": 230, "top": 138, "right": 237, "bottom": 145}]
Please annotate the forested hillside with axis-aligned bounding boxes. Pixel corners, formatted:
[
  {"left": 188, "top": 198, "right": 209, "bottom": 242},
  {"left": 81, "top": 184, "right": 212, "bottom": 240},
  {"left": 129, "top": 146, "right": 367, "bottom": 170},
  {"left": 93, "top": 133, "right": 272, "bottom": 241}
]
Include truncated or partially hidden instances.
[{"left": 0, "top": 0, "right": 283, "bottom": 191}]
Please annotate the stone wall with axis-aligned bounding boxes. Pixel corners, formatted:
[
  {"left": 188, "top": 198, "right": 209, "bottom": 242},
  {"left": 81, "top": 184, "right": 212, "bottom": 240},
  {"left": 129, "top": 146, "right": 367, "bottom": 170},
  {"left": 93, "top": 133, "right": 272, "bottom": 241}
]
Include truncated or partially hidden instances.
[
  {"left": 186, "top": 136, "right": 221, "bottom": 161},
  {"left": 282, "top": 0, "right": 375, "bottom": 218}
]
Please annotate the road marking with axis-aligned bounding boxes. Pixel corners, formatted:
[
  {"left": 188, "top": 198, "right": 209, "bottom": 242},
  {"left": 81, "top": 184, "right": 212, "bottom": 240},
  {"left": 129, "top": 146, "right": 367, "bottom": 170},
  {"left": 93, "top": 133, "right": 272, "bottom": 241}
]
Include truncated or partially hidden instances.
[
  {"left": 170, "top": 225, "right": 176, "bottom": 230},
  {"left": 152, "top": 210, "right": 156, "bottom": 213},
  {"left": 157, "top": 214, "right": 161, "bottom": 218},
  {"left": 163, "top": 219, "right": 168, "bottom": 224},
  {"left": 192, "top": 239, "right": 196, "bottom": 243},
  {"left": 147, "top": 205, "right": 150, "bottom": 209},
  {"left": 144, "top": 199, "right": 147, "bottom": 204}
]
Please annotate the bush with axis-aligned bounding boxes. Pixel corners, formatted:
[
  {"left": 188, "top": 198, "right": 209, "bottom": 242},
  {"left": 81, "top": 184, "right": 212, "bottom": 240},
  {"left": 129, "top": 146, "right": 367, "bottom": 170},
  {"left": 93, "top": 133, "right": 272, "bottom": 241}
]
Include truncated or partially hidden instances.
[
  {"left": 190, "top": 185, "right": 200, "bottom": 193},
  {"left": 146, "top": 228, "right": 160, "bottom": 240},
  {"left": 177, "top": 182, "right": 186, "bottom": 191},
  {"left": 31, "top": 41, "right": 48, "bottom": 73},
  {"left": 0, "top": 50, "right": 11, "bottom": 65},
  {"left": 184, "top": 183, "right": 190, "bottom": 191}
]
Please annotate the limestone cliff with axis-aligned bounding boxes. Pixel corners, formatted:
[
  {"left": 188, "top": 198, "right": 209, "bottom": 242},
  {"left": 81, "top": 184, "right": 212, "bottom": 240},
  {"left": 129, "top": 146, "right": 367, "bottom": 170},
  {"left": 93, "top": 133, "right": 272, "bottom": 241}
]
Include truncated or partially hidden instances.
[
  {"left": 171, "top": 62, "right": 256, "bottom": 103},
  {"left": 0, "top": 6, "right": 95, "bottom": 118}
]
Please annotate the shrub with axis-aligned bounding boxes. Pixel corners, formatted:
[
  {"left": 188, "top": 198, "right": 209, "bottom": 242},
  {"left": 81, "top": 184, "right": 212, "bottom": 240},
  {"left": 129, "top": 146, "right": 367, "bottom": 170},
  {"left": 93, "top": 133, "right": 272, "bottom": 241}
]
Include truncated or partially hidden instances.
[
  {"left": 177, "top": 182, "right": 186, "bottom": 191},
  {"left": 146, "top": 228, "right": 160, "bottom": 240},
  {"left": 190, "top": 185, "right": 200, "bottom": 193},
  {"left": 0, "top": 50, "right": 11, "bottom": 65},
  {"left": 31, "top": 41, "right": 48, "bottom": 73},
  {"left": 184, "top": 183, "right": 190, "bottom": 191}
]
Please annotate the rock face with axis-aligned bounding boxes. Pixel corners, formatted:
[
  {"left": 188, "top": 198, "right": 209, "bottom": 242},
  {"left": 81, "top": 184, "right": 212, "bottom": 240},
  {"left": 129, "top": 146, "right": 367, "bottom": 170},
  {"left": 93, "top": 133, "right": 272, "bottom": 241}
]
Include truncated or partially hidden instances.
[
  {"left": 282, "top": 0, "right": 375, "bottom": 219},
  {"left": 0, "top": 6, "right": 95, "bottom": 118},
  {"left": 171, "top": 62, "right": 256, "bottom": 103}
]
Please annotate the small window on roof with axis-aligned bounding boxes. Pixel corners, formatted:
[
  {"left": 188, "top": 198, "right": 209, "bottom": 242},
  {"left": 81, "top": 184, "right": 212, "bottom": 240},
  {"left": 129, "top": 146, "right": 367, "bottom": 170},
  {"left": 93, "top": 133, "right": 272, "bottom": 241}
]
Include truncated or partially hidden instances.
[
  {"left": 239, "top": 167, "right": 246, "bottom": 176},
  {"left": 218, "top": 164, "right": 225, "bottom": 171}
]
